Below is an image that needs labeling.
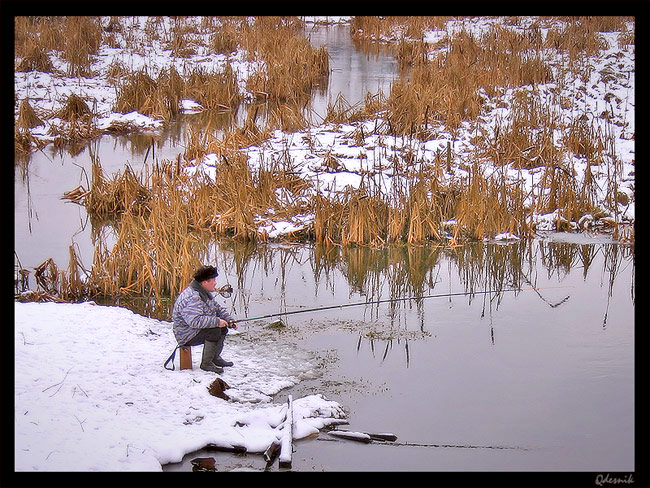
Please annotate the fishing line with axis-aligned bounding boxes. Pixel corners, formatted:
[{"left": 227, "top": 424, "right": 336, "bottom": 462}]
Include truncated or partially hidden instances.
[
  {"left": 317, "top": 437, "right": 532, "bottom": 451},
  {"left": 231, "top": 285, "right": 573, "bottom": 323}
]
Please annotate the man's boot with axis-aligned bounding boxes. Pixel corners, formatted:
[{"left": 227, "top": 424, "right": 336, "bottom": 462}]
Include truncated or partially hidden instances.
[
  {"left": 212, "top": 334, "right": 234, "bottom": 367},
  {"left": 200, "top": 340, "right": 224, "bottom": 373}
]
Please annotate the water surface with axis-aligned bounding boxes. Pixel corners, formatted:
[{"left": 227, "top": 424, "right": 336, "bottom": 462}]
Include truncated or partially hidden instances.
[{"left": 165, "top": 238, "right": 634, "bottom": 472}]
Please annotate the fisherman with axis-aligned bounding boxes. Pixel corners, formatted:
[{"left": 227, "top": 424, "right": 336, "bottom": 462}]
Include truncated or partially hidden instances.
[{"left": 172, "top": 265, "right": 237, "bottom": 373}]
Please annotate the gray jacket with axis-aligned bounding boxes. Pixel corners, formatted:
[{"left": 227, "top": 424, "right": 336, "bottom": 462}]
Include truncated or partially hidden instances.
[{"left": 172, "top": 281, "right": 234, "bottom": 346}]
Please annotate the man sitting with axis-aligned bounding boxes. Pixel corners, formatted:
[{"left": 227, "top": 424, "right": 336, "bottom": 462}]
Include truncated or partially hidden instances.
[{"left": 172, "top": 265, "right": 237, "bottom": 373}]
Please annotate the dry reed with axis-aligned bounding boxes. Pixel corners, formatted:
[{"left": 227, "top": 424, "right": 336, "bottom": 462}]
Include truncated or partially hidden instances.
[
  {"left": 242, "top": 16, "right": 329, "bottom": 102},
  {"left": 62, "top": 16, "right": 103, "bottom": 77},
  {"left": 114, "top": 67, "right": 184, "bottom": 120},
  {"left": 21, "top": 16, "right": 634, "bottom": 258},
  {"left": 55, "top": 93, "right": 92, "bottom": 121},
  {"left": 17, "top": 100, "right": 44, "bottom": 129},
  {"left": 185, "top": 63, "right": 242, "bottom": 110},
  {"left": 16, "top": 42, "right": 55, "bottom": 72}
]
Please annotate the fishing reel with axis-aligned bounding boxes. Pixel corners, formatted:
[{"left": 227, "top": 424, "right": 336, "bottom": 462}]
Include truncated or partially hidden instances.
[{"left": 217, "top": 284, "right": 233, "bottom": 298}]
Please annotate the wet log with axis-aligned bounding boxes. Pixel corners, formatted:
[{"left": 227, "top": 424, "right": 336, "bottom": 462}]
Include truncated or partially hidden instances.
[
  {"left": 204, "top": 443, "right": 247, "bottom": 454},
  {"left": 278, "top": 395, "right": 293, "bottom": 468},
  {"left": 368, "top": 432, "right": 398, "bottom": 442}
]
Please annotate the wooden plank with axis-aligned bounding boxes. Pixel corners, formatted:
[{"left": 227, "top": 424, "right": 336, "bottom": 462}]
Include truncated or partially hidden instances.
[
  {"left": 179, "top": 346, "right": 192, "bottom": 370},
  {"left": 278, "top": 395, "right": 293, "bottom": 468},
  {"left": 263, "top": 439, "right": 281, "bottom": 464},
  {"left": 327, "top": 430, "right": 397, "bottom": 443}
]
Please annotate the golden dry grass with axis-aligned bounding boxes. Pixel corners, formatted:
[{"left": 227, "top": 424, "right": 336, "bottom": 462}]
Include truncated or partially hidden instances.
[
  {"left": 17, "top": 100, "right": 44, "bottom": 129},
  {"left": 16, "top": 16, "right": 634, "bottom": 306}
]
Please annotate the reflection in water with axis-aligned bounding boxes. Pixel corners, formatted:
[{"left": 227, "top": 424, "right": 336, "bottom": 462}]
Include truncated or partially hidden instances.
[
  {"left": 217, "top": 239, "right": 633, "bottom": 358},
  {"left": 108, "top": 238, "right": 633, "bottom": 332}
]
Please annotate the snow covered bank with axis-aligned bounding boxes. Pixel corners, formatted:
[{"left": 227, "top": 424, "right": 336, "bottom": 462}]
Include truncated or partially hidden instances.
[
  {"left": 15, "top": 17, "right": 262, "bottom": 145},
  {"left": 14, "top": 301, "right": 345, "bottom": 471},
  {"left": 182, "top": 16, "right": 635, "bottom": 242}
]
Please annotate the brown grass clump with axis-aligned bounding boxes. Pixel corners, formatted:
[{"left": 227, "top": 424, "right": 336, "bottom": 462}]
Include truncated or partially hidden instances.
[
  {"left": 474, "top": 89, "right": 561, "bottom": 169},
  {"left": 114, "top": 67, "right": 184, "bottom": 120},
  {"left": 16, "top": 17, "right": 103, "bottom": 76},
  {"left": 47, "top": 93, "right": 99, "bottom": 144},
  {"left": 16, "top": 42, "right": 55, "bottom": 72},
  {"left": 62, "top": 16, "right": 103, "bottom": 77},
  {"left": 91, "top": 191, "right": 208, "bottom": 300},
  {"left": 211, "top": 18, "right": 240, "bottom": 54},
  {"left": 55, "top": 93, "right": 92, "bottom": 121},
  {"left": 564, "top": 115, "right": 603, "bottom": 160},
  {"left": 185, "top": 63, "right": 242, "bottom": 110},
  {"left": 17, "top": 247, "right": 91, "bottom": 302},
  {"left": 114, "top": 70, "right": 158, "bottom": 114},
  {"left": 314, "top": 176, "right": 450, "bottom": 247},
  {"left": 266, "top": 100, "right": 309, "bottom": 133},
  {"left": 242, "top": 16, "right": 329, "bottom": 103},
  {"left": 166, "top": 17, "right": 199, "bottom": 58},
  {"left": 83, "top": 150, "right": 312, "bottom": 299},
  {"left": 17, "top": 100, "right": 44, "bottom": 129},
  {"left": 322, "top": 93, "right": 382, "bottom": 125},
  {"left": 16, "top": 16, "right": 108, "bottom": 76},
  {"left": 15, "top": 129, "right": 37, "bottom": 156},
  {"left": 385, "top": 23, "right": 556, "bottom": 138},
  {"left": 63, "top": 156, "right": 150, "bottom": 217},
  {"left": 544, "top": 17, "right": 609, "bottom": 64},
  {"left": 454, "top": 164, "right": 532, "bottom": 241}
]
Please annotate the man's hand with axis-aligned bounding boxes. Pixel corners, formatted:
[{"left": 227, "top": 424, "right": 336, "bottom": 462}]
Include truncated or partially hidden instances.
[
  {"left": 217, "top": 318, "right": 229, "bottom": 328},
  {"left": 227, "top": 321, "right": 238, "bottom": 330}
]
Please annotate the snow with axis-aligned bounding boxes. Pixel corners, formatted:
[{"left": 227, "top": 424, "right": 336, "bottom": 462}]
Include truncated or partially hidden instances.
[
  {"left": 15, "top": 17, "right": 262, "bottom": 138},
  {"left": 95, "top": 111, "right": 164, "bottom": 131},
  {"left": 14, "top": 301, "right": 346, "bottom": 471},
  {"left": 180, "top": 99, "right": 204, "bottom": 113},
  {"left": 493, "top": 232, "right": 520, "bottom": 242},
  {"left": 258, "top": 220, "right": 306, "bottom": 239}
]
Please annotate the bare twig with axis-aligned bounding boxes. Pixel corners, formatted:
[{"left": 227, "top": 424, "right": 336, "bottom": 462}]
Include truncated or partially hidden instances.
[
  {"left": 74, "top": 415, "right": 86, "bottom": 432},
  {"left": 20, "top": 332, "right": 33, "bottom": 345},
  {"left": 42, "top": 368, "right": 73, "bottom": 397}
]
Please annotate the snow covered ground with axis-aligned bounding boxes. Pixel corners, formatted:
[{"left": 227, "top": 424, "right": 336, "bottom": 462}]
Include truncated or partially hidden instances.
[{"left": 14, "top": 301, "right": 346, "bottom": 471}]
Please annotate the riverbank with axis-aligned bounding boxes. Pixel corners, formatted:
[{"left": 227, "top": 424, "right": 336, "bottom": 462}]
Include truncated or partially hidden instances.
[{"left": 14, "top": 300, "right": 346, "bottom": 471}]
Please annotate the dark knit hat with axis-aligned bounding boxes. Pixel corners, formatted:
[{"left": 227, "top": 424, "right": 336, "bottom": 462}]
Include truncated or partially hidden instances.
[{"left": 193, "top": 265, "right": 219, "bottom": 282}]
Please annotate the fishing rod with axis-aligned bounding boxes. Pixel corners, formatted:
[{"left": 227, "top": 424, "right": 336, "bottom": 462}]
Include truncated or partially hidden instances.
[{"left": 228, "top": 285, "right": 572, "bottom": 324}]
